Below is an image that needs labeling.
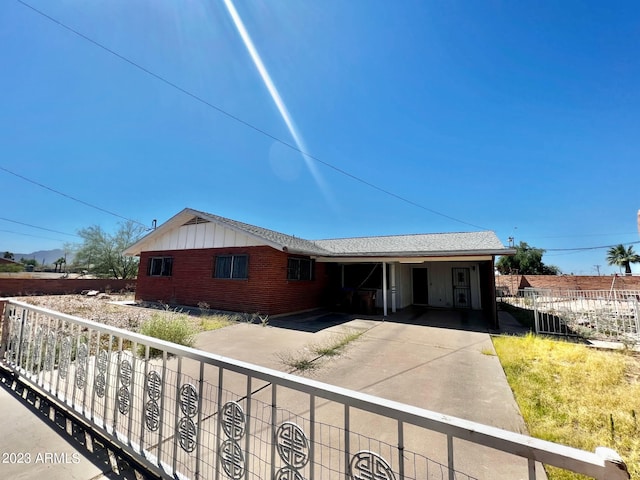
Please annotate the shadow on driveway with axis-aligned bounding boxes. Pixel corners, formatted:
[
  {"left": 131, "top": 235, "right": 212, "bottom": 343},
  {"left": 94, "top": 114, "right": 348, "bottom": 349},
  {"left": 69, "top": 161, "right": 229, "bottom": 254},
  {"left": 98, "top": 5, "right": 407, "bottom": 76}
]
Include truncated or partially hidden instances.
[{"left": 270, "top": 306, "right": 530, "bottom": 335}]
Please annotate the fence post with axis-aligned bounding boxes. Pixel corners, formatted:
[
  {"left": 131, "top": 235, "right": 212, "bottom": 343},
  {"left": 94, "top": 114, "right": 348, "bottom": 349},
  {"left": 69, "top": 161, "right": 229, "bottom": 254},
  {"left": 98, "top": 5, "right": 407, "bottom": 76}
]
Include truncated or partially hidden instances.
[
  {"left": 0, "top": 299, "right": 9, "bottom": 359},
  {"left": 533, "top": 293, "right": 540, "bottom": 334},
  {"left": 633, "top": 298, "right": 640, "bottom": 338},
  {"left": 596, "top": 447, "right": 630, "bottom": 480}
]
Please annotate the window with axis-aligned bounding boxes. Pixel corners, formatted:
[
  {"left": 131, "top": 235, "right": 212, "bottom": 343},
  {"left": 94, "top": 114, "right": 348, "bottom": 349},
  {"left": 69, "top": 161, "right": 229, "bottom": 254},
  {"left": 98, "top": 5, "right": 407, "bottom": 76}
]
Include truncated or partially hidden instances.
[
  {"left": 287, "top": 257, "right": 314, "bottom": 281},
  {"left": 148, "top": 257, "right": 173, "bottom": 277},
  {"left": 214, "top": 255, "right": 248, "bottom": 279}
]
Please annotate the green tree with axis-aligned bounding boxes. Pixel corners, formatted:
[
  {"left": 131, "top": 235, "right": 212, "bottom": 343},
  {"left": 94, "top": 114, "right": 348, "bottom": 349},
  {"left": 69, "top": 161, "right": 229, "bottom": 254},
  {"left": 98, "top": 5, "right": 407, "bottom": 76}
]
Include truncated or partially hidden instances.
[
  {"left": 606, "top": 244, "right": 640, "bottom": 276},
  {"left": 496, "top": 241, "right": 561, "bottom": 275},
  {"left": 19, "top": 258, "right": 38, "bottom": 267},
  {"left": 73, "top": 220, "right": 146, "bottom": 279}
]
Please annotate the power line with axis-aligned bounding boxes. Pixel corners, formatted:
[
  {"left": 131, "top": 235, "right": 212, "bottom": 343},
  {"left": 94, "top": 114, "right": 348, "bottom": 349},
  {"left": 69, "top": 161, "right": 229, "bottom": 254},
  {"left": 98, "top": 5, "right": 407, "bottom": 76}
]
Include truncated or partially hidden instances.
[
  {"left": 542, "top": 240, "right": 640, "bottom": 255},
  {"left": 0, "top": 166, "right": 149, "bottom": 229},
  {"left": 529, "top": 232, "right": 639, "bottom": 239},
  {"left": 0, "top": 216, "right": 80, "bottom": 237},
  {"left": 16, "top": 0, "right": 489, "bottom": 232},
  {"left": 545, "top": 240, "right": 640, "bottom": 252},
  {"left": 0, "top": 229, "right": 68, "bottom": 243}
]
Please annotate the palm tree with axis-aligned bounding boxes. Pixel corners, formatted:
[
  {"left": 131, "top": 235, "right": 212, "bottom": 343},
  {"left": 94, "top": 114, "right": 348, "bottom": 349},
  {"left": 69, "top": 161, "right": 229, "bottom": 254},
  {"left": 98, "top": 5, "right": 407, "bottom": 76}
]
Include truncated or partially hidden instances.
[
  {"left": 53, "top": 257, "right": 66, "bottom": 273},
  {"left": 606, "top": 244, "right": 640, "bottom": 276}
]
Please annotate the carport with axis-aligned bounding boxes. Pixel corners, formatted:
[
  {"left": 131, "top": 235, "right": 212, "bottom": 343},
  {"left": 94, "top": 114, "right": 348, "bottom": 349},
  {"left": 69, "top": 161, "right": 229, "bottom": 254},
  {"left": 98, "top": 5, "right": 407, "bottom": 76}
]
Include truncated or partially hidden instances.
[{"left": 314, "top": 243, "right": 511, "bottom": 328}]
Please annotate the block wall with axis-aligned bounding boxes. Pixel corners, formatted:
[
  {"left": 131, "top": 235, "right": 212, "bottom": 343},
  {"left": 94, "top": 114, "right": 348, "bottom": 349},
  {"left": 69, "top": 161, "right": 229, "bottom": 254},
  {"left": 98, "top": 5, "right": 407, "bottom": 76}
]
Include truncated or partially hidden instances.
[
  {"left": 0, "top": 278, "right": 134, "bottom": 297},
  {"left": 495, "top": 274, "right": 640, "bottom": 295}
]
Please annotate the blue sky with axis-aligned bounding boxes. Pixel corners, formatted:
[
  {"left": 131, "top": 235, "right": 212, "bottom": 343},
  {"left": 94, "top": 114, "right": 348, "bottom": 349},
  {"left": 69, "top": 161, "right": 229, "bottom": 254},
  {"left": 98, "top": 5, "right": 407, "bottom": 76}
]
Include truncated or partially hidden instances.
[{"left": 1, "top": 0, "right": 639, "bottom": 274}]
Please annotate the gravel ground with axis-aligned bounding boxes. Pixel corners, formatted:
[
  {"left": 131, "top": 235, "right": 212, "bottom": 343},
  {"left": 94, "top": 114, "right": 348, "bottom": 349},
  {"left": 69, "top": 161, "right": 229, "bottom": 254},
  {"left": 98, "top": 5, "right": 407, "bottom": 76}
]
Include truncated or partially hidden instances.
[{"left": 14, "top": 294, "right": 182, "bottom": 331}]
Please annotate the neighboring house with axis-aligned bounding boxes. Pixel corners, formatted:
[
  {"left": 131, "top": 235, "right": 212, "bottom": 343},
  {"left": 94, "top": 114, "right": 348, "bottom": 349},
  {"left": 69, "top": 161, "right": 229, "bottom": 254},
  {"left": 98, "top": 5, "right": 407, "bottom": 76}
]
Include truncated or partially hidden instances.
[
  {"left": 0, "top": 258, "right": 20, "bottom": 265},
  {"left": 0, "top": 257, "right": 23, "bottom": 270},
  {"left": 124, "top": 208, "right": 515, "bottom": 326}
]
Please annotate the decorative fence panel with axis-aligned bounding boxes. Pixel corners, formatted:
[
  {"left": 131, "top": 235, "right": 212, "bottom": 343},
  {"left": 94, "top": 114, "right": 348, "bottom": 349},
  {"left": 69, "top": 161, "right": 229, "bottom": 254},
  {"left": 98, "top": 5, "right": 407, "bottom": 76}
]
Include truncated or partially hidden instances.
[
  {"left": 505, "top": 289, "right": 640, "bottom": 341},
  {"left": 0, "top": 299, "right": 630, "bottom": 480}
]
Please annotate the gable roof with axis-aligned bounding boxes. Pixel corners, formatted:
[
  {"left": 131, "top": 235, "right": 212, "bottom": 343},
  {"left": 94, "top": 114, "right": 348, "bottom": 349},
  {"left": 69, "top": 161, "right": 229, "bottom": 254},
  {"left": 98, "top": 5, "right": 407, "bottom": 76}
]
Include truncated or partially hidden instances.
[
  {"left": 124, "top": 208, "right": 514, "bottom": 258},
  {"left": 124, "top": 208, "right": 330, "bottom": 256}
]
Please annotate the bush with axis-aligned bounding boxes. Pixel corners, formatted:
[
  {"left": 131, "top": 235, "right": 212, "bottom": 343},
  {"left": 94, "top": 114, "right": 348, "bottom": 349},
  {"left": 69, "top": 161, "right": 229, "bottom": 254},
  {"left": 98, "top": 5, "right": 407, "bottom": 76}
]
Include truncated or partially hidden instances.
[
  {"left": 199, "top": 314, "right": 235, "bottom": 331},
  {"left": 138, "top": 313, "right": 197, "bottom": 358},
  {"left": 0, "top": 264, "right": 23, "bottom": 272}
]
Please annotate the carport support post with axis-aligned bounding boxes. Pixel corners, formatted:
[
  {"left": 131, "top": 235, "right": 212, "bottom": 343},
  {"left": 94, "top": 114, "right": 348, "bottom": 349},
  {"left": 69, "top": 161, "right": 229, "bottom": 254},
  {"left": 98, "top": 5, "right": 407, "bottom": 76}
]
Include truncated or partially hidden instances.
[
  {"left": 391, "top": 263, "right": 397, "bottom": 313},
  {"left": 382, "top": 262, "right": 388, "bottom": 317}
]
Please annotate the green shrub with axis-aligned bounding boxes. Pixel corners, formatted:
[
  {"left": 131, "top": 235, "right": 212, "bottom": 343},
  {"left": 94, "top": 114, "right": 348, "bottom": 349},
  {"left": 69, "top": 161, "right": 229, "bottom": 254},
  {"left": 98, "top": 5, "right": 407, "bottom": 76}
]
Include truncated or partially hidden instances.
[
  {"left": 199, "top": 314, "right": 234, "bottom": 331},
  {"left": 0, "top": 264, "right": 23, "bottom": 272},
  {"left": 138, "top": 313, "right": 197, "bottom": 358}
]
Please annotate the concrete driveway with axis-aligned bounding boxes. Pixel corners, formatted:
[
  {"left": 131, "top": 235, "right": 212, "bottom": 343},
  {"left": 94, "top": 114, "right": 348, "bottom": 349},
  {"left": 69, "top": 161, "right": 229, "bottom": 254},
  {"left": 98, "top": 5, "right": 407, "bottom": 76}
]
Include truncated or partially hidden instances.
[
  {"left": 195, "top": 308, "right": 545, "bottom": 480},
  {"left": 0, "top": 307, "right": 542, "bottom": 480}
]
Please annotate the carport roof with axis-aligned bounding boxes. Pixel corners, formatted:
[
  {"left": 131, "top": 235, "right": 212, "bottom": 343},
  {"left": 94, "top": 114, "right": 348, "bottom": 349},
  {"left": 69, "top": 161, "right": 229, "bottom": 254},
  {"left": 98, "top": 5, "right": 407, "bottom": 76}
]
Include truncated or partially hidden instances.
[
  {"left": 313, "top": 231, "right": 510, "bottom": 257},
  {"left": 124, "top": 208, "right": 514, "bottom": 258}
]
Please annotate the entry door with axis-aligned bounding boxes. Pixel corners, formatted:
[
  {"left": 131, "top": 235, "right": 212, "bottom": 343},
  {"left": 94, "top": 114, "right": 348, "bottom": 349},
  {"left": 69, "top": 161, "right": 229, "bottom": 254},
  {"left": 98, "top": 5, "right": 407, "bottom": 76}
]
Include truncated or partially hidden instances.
[
  {"left": 452, "top": 267, "right": 471, "bottom": 309},
  {"left": 412, "top": 268, "right": 429, "bottom": 305}
]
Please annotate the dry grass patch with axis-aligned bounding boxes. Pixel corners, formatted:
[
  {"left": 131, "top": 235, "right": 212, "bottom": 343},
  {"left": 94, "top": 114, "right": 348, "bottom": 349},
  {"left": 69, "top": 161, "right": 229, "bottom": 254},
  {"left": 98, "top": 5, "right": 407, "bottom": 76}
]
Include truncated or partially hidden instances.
[
  {"left": 278, "top": 329, "right": 365, "bottom": 373},
  {"left": 493, "top": 333, "right": 640, "bottom": 480},
  {"left": 199, "top": 314, "right": 235, "bottom": 332},
  {"left": 311, "top": 330, "right": 364, "bottom": 357}
]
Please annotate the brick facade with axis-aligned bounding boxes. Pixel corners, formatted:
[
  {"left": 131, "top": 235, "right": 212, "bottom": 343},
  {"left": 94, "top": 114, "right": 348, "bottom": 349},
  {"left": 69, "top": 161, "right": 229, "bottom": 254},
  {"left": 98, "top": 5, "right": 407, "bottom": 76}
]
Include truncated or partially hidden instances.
[
  {"left": 496, "top": 274, "right": 640, "bottom": 295},
  {"left": 135, "top": 246, "right": 331, "bottom": 315}
]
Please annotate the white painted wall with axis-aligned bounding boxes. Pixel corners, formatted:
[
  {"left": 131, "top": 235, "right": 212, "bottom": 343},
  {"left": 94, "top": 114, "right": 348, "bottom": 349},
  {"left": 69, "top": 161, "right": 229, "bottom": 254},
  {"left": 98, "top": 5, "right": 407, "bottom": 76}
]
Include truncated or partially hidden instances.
[
  {"left": 397, "top": 264, "right": 413, "bottom": 308},
  {"left": 393, "top": 261, "right": 483, "bottom": 310},
  {"left": 144, "top": 222, "right": 265, "bottom": 252}
]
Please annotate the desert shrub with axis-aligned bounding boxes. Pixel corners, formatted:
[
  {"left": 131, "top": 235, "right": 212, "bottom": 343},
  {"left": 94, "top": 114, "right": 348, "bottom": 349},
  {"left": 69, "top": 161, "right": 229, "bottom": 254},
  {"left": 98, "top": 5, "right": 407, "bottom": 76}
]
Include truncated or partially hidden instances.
[
  {"left": 199, "top": 314, "right": 234, "bottom": 331},
  {"left": 0, "top": 264, "right": 23, "bottom": 272},
  {"left": 138, "top": 312, "right": 197, "bottom": 358}
]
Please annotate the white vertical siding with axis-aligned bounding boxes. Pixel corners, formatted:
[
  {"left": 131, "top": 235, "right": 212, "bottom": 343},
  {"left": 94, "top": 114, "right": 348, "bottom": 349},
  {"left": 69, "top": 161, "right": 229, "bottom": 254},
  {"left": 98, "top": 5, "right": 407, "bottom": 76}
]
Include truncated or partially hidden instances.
[
  {"left": 425, "top": 262, "right": 481, "bottom": 309},
  {"left": 144, "top": 223, "right": 265, "bottom": 251},
  {"left": 392, "top": 262, "right": 482, "bottom": 310},
  {"left": 397, "top": 264, "right": 413, "bottom": 308},
  {"left": 194, "top": 222, "right": 207, "bottom": 248},
  {"left": 428, "top": 263, "right": 450, "bottom": 307}
]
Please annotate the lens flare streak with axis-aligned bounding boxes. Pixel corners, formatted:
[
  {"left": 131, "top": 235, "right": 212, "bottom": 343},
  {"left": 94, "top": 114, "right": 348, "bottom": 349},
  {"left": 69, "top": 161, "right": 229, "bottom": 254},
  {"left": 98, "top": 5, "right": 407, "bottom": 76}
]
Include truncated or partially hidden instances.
[{"left": 223, "top": 0, "right": 334, "bottom": 205}]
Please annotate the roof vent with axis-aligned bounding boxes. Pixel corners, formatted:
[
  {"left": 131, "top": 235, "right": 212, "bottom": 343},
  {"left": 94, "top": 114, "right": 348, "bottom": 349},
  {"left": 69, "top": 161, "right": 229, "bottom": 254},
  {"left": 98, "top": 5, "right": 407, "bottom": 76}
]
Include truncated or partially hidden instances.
[{"left": 182, "top": 216, "right": 211, "bottom": 226}]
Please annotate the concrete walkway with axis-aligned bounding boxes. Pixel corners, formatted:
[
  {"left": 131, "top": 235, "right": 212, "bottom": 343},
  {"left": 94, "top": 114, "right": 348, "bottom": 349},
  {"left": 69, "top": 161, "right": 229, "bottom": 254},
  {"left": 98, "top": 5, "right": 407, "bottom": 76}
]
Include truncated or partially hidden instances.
[
  {"left": 0, "top": 371, "right": 154, "bottom": 479},
  {"left": 0, "top": 308, "right": 541, "bottom": 479}
]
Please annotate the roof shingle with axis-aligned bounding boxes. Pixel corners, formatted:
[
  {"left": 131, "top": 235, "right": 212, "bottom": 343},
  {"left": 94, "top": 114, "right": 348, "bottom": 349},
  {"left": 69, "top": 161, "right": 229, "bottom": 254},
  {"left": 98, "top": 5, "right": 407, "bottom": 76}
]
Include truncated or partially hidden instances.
[{"left": 125, "top": 208, "right": 512, "bottom": 257}]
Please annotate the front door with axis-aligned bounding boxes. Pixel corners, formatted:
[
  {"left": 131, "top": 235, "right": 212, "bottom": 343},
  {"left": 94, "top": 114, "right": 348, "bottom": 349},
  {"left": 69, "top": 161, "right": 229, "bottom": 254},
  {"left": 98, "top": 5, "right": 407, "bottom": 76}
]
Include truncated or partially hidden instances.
[
  {"left": 412, "top": 268, "right": 429, "bottom": 304},
  {"left": 452, "top": 267, "right": 471, "bottom": 308}
]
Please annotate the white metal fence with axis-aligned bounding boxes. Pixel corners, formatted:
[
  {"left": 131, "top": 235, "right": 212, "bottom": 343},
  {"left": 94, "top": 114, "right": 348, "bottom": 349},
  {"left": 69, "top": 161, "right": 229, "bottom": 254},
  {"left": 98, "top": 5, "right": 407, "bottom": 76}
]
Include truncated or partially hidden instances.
[
  {"left": 0, "top": 299, "right": 630, "bottom": 480},
  {"left": 503, "top": 289, "right": 640, "bottom": 341}
]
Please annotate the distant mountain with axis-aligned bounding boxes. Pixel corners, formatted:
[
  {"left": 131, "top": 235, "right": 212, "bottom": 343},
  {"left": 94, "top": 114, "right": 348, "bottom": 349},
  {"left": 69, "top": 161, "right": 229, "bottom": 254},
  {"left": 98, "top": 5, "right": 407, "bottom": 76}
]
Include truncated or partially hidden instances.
[{"left": 11, "top": 249, "right": 73, "bottom": 267}]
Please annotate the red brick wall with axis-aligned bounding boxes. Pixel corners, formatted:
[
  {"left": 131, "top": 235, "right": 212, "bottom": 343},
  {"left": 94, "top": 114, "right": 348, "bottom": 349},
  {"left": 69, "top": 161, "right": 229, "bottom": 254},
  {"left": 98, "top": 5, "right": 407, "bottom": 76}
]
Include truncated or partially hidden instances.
[
  {"left": 0, "top": 279, "right": 134, "bottom": 297},
  {"left": 135, "top": 246, "right": 330, "bottom": 315},
  {"left": 495, "top": 275, "right": 640, "bottom": 295}
]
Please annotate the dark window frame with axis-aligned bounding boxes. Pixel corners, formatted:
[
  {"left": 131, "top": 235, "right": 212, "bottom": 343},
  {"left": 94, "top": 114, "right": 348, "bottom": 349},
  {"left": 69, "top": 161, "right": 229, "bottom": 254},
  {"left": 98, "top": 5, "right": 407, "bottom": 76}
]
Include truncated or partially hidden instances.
[
  {"left": 214, "top": 254, "right": 249, "bottom": 280},
  {"left": 148, "top": 256, "right": 173, "bottom": 277},
  {"left": 287, "top": 257, "right": 314, "bottom": 281}
]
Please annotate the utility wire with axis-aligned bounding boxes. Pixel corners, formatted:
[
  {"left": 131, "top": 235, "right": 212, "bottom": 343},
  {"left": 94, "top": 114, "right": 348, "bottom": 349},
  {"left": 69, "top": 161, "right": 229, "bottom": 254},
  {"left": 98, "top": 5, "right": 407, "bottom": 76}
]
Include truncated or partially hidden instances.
[
  {"left": 541, "top": 240, "right": 640, "bottom": 256},
  {"left": 530, "top": 232, "right": 639, "bottom": 239},
  {"left": 0, "top": 166, "right": 149, "bottom": 229},
  {"left": 16, "top": 0, "right": 489, "bottom": 231},
  {"left": 0, "top": 216, "right": 80, "bottom": 237},
  {"left": 0, "top": 229, "right": 68, "bottom": 243},
  {"left": 544, "top": 240, "right": 640, "bottom": 252}
]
